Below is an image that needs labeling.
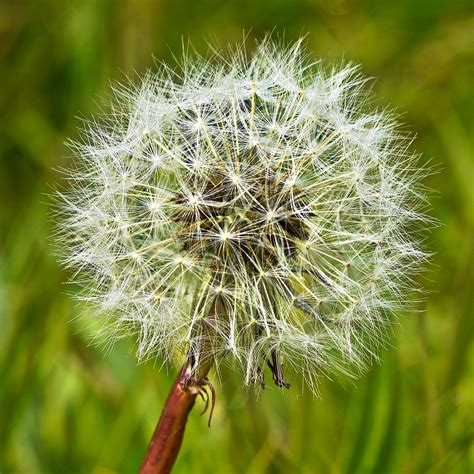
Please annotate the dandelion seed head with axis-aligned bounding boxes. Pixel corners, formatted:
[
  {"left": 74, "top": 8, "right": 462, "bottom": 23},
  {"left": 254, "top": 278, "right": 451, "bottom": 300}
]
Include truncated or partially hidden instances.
[{"left": 55, "top": 38, "right": 431, "bottom": 390}]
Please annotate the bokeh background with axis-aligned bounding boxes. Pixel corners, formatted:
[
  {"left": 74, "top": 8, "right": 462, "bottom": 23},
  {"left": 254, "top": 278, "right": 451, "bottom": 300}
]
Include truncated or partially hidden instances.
[{"left": 1, "top": 0, "right": 473, "bottom": 473}]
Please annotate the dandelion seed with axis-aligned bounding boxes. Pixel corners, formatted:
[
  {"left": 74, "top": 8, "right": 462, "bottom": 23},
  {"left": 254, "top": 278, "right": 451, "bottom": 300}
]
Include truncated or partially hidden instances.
[{"left": 219, "top": 230, "right": 232, "bottom": 242}]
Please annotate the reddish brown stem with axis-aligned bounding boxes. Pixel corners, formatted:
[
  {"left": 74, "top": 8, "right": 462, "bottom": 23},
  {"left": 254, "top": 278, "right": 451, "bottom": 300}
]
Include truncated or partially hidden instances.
[
  {"left": 138, "top": 366, "right": 208, "bottom": 474},
  {"left": 139, "top": 298, "right": 220, "bottom": 474}
]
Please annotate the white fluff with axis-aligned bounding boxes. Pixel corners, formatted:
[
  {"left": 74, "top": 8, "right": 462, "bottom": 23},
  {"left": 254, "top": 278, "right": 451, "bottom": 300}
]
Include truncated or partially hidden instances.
[{"left": 55, "top": 39, "right": 430, "bottom": 391}]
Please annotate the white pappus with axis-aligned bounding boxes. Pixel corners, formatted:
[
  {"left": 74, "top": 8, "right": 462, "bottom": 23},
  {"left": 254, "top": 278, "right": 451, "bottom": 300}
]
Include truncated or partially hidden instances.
[{"left": 54, "top": 38, "right": 431, "bottom": 392}]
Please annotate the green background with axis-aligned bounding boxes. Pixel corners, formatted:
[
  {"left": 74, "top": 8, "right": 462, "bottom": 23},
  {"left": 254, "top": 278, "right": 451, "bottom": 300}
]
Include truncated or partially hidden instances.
[{"left": 1, "top": 0, "right": 473, "bottom": 472}]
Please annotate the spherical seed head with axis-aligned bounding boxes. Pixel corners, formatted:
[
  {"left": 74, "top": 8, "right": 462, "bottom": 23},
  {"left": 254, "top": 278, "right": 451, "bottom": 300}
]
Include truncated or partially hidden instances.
[{"left": 56, "top": 38, "right": 430, "bottom": 391}]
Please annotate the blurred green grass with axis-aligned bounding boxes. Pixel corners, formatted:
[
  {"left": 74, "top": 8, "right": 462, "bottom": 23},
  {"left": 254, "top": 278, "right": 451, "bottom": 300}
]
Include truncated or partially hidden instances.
[{"left": 0, "top": 1, "right": 473, "bottom": 473}]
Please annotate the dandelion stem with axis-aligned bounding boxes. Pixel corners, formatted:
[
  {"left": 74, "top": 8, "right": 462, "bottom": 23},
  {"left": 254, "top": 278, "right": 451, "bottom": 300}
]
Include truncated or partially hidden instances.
[{"left": 139, "top": 298, "right": 220, "bottom": 474}]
